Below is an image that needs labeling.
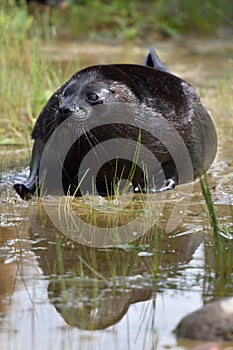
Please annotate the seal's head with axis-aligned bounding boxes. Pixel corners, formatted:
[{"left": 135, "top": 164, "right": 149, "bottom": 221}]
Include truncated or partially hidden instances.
[{"left": 57, "top": 65, "right": 140, "bottom": 124}]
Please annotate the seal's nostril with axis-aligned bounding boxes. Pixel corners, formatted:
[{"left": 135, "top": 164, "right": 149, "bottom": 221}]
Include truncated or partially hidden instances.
[{"left": 58, "top": 106, "right": 72, "bottom": 115}]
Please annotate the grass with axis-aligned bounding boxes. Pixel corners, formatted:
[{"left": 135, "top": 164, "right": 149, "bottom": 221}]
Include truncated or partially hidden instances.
[
  {"left": 0, "top": 2, "right": 44, "bottom": 143},
  {"left": 199, "top": 64, "right": 233, "bottom": 297},
  {"left": 0, "top": 0, "right": 72, "bottom": 145},
  {"left": 200, "top": 174, "right": 219, "bottom": 240},
  {"left": 200, "top": 172, "right": 233, "bottom": 300}
]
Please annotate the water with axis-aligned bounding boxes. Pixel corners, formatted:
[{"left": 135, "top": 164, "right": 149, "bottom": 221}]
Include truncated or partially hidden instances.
[{"left": 0, "top": 39, "right": 233, "bottom": 350}]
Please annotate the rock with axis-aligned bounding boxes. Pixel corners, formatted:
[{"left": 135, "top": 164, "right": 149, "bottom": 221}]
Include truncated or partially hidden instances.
[{"left": 176, "top": 297, "right": 233, "bottom": 341}]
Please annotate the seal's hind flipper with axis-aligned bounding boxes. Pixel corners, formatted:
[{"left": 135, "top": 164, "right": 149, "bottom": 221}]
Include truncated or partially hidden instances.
[
  {"left": 143, "top": 178, "right": 176, "bottom": 194},
  {"left": 156, "top": 178, "right": 176, "bottom": 192},
  {"left": 143, "top": 48, "right": 170, "bottom": 73}
]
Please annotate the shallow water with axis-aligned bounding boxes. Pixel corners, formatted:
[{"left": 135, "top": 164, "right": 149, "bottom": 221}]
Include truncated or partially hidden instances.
[{"left": 0, "top": 38, "right": 233, "bottom": 350}]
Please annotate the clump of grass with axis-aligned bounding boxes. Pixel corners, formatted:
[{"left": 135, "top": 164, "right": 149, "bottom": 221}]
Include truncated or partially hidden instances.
[
  {"left": 200, "top": 173, "right": 233, "bottom": 296},
  {"left": 0, "top": 0, "right": 59, "bottom": 144},
  {"left": 200, "top": 174, "right": 219, "bottom": 241}
]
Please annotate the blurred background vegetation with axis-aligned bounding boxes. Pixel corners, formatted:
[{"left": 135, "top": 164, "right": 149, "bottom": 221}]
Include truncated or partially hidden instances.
[{"left": 28, "top": 0, "right": 233, "bottom": 41}]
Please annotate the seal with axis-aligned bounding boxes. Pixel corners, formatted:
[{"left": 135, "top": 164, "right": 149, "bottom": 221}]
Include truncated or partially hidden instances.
[{"left": 13, "top": 49, "right": 217, "bottom": 199}]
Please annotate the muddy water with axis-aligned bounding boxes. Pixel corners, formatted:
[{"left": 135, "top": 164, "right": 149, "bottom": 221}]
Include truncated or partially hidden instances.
[{"left": 0, "top": 39, "right": 233, "bottom": 350}]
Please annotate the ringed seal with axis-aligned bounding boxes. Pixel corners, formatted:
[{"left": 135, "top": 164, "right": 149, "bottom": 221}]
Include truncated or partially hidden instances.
[{"left": 14, "top": 49, "right": 217, "bottom": 199}]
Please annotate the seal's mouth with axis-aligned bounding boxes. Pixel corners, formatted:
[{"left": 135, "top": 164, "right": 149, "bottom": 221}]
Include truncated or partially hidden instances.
[{"left": 71, "top": 108, "right": 89, "bottom": 122}]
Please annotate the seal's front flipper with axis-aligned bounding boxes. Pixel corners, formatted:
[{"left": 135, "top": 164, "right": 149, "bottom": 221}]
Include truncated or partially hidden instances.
[
  {"left": 13, "top": 182, "right": 36, "bottom": 200},
  {"left": 13, "top": 138, "right": 45, "bottom": 200},
  {"left": 143, "top": 48, "right": 170, "bottom": 73}
]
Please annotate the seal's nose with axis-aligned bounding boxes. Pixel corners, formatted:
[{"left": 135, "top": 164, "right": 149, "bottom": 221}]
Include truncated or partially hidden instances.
[{"left": 58, "top": 106, "right": 73, "bottom": 115}]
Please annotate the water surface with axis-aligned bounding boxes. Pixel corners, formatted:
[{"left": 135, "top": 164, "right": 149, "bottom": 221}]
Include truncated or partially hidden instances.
[{"left": 0, "top": 38, "right": 233, "bottom": 350}]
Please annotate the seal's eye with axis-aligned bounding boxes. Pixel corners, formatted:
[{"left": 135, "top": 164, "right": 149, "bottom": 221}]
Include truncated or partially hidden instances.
[{"left": 86, "top": 92, "right": 100, "bottom": 104}]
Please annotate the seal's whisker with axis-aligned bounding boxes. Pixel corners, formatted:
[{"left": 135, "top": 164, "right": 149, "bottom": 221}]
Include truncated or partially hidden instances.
[
  {"left": 87, "top": 128, "right": 112, "bottom": 161},
  {"left": 81, "top": 127, "right": 105, "bottom": 165}
]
